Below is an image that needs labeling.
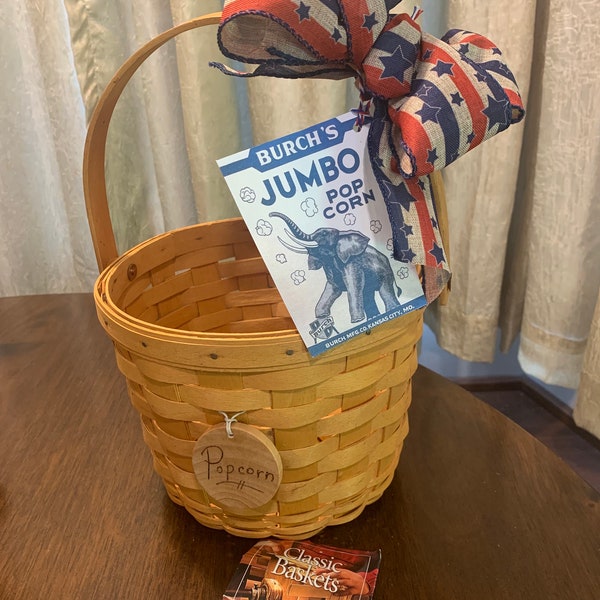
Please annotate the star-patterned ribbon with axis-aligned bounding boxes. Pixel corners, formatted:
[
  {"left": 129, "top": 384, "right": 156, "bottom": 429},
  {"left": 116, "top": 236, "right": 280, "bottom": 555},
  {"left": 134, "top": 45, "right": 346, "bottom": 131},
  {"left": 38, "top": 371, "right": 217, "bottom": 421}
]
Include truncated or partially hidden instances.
[{"left": 212, "top": 0, "right": 525, "bottom": 302}]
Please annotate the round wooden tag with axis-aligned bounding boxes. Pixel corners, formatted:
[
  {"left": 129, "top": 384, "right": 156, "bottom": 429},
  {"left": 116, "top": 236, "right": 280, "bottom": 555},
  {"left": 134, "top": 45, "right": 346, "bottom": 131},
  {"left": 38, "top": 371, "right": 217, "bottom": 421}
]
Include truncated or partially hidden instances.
[{"left": 192, "top": 423, "right": 283, "bottom": 511}]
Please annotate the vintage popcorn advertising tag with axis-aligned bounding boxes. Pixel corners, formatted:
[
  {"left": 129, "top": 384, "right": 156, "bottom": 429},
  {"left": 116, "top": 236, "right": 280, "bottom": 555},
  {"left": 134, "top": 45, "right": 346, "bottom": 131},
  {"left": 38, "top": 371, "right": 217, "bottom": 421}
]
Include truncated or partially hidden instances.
[{"left": 218, "top": 112, "right": 426, "bottom": 357}]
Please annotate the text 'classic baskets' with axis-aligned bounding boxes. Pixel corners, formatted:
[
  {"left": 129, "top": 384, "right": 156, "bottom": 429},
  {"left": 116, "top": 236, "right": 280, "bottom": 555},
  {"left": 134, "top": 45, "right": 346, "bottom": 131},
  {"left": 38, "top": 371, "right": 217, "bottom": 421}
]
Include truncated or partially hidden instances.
[{"left": 84, "top": 13, "right": 446, "bottom": 539}]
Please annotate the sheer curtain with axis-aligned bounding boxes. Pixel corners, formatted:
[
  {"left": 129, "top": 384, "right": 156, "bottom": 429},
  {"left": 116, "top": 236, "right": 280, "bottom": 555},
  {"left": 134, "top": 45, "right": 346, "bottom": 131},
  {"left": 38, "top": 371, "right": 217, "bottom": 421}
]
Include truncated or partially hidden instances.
[
  {"left": 1, "top": 1, "right": 599, "bottom": 438},
  {"left": 425, "top": 1, "right": 600, "bottom": 436},
  {"left": 0, "top": 0, "right": 350, "bottom": 296},
  {"left": 0, "top": 1, "right": 97, "bottom": 295}
]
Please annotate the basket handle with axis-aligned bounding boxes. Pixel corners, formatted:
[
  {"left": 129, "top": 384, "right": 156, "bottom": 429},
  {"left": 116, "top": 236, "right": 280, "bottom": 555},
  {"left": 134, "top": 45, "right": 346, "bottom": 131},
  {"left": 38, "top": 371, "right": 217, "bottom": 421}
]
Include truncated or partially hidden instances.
[
  {"left": 83, "top": 12, "right": 222, "bottom": 271},
  {"left": 83, "top": 10, "right": 450, "bottom": 302}
]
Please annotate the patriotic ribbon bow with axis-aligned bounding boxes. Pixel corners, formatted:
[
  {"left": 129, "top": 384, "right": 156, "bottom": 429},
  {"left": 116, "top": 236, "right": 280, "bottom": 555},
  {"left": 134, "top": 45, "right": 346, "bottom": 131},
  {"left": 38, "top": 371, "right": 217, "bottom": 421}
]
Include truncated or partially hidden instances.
[{"left": 213, "top": 0, "right": 525, "bottom": 301}]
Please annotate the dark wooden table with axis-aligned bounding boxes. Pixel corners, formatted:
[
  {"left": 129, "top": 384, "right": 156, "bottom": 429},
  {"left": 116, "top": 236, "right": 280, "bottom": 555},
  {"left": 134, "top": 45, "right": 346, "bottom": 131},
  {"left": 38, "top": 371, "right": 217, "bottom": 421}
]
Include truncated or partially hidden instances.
[{"left": 2, "top": 294, "right": 599, "bottom": 599}]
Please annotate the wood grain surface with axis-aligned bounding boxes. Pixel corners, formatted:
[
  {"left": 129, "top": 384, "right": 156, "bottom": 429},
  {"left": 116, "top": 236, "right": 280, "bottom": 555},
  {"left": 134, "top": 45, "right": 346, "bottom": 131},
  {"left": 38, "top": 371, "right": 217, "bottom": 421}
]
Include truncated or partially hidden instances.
[{"left": 1, "top": 294, "right": 599, "bottom": 599}]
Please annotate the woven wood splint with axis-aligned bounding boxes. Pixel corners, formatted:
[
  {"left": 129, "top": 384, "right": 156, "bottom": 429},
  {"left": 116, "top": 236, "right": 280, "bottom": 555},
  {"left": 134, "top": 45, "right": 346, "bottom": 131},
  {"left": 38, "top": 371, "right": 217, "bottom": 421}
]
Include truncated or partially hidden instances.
[{"left": 84, "top": 13, "right": 447, "bottom": 539}]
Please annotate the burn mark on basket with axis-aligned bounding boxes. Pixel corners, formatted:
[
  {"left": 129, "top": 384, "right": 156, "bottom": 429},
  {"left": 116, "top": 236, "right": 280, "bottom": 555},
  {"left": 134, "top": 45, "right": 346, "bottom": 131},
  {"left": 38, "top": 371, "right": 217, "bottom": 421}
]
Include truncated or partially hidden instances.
[
  {"left": 210, "top": 353, "right": 219, "bottom": 360},
  {"left": 141, "top": 341, "right": 148, "bottom": 348},
  {"left": 285, "top": 349, "right": 294, "bottom": 356},
  {"left": 127, "top": 264, "right": 138, "bottom": 280}
]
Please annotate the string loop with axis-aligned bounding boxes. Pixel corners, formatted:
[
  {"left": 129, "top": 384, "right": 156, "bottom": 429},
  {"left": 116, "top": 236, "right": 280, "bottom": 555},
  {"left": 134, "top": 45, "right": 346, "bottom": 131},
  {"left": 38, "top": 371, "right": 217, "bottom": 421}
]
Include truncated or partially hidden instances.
[{"left": 218, "top": 411, "right": 246, "bottom": 438}]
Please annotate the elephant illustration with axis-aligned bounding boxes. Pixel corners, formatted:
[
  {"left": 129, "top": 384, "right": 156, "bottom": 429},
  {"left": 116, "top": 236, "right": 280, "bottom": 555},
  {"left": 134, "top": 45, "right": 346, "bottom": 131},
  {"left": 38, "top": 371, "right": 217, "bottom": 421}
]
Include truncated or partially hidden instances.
[{"left": 269, "top": 212, "right": 400, "bottom": 323}]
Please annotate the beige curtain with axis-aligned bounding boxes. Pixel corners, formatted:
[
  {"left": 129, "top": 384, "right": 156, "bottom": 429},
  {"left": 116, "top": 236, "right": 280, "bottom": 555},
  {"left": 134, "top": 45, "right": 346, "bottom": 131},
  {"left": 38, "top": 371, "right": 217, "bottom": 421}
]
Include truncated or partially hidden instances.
[
  {"left": 0, "top": 1, "right": 97, "bottom": 295},
  {"left": 65, "top": 0, "right": 355, "bottom": 255},
  {"left": 575, "top": 290, "right": 600, "bottom": 434},
  {"left": 427, "top": 1, "right": 600, "bottom": 437},
  {"left": 1, "top": 1, "right": 599, "bottom": 437},
  {"left": 426, "top": 1, "right": 537, "bottom": 360},
  {"left": 0, "top": 0, "right": 352, "bottom": 296},
  {"left": 65, "top": 0, "right": 242, "bottom": 253}
]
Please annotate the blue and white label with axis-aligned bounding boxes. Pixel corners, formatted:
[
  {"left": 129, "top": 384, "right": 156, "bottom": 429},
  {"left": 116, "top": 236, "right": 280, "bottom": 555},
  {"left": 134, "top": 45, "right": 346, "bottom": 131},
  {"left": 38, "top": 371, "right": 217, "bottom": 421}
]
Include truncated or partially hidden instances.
[{"left": 217, "top": 112, "right": 426, "bottom": 357}]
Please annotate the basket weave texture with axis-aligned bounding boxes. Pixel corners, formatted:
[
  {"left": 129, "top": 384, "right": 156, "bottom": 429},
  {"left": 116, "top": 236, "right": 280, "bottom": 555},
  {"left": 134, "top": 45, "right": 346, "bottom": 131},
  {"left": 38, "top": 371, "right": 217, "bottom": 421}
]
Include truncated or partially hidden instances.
[
  {"left": 83, "top": 13, "right": 436, "bottom": 540},
  {"left": 95, "top": 217, "right": 423, "bottom": 538}
]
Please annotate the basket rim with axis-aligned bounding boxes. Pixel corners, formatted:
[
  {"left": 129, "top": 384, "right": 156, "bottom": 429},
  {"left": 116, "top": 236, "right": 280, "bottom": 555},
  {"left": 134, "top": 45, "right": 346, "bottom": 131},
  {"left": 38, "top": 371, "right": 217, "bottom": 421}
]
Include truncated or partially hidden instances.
[
  {"left": 94, "top": 219, "right": 424, "bottom": 369},
  {"left": 95, "top": 219, "right": 301, "bottom": 344},
  {"left": 95, "top": 282, "right": 423, "bottom": 370}
]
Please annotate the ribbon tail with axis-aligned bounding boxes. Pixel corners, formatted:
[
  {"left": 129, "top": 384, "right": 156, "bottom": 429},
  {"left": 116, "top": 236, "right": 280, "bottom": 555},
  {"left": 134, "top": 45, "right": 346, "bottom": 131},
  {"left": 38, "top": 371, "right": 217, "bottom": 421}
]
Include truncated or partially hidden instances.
[
  {"left": 368, "top": 106, "right": 451, "bottom": 303},
  {"left": 210, "top": 59, "right": 351, "bottom": 80},
  {"left": 209, "top": 61, "right": 257, "bottom": 77}
]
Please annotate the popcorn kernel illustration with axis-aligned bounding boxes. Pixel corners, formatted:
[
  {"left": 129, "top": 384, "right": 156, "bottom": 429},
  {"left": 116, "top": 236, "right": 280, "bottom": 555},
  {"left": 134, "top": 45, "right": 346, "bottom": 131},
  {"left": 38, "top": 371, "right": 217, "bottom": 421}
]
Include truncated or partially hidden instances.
[
  {"left": 301, "top": 197, "right": 318, "bottom": 217},
  {"left": 397, "top": 266, "right": 410, "bottom": 280},
  {"left": 239, "top": 187, "right": 256, "bottom": 203},
  {"left": 343, "top": 213, "right": 357, "bottom": 226},
  {"left": 276, "top": 253, "right": 287, "bottom": 264},
  {"left": 256, "top": 219, "right": 273, "bottom": 236},
  {"left": 291, "top": 270, "right": 306, "bottom": 285},
  {"left": 370, "top": 219, "right": 383, "bottom": 234}
]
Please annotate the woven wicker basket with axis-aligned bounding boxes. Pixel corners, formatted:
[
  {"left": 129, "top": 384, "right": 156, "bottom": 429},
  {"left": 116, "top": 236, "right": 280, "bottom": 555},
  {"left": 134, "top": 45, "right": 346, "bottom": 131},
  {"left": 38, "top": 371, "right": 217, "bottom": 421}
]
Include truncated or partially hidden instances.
[{"left": 84, "top": 13, "right": 448, "bottom": 539}]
